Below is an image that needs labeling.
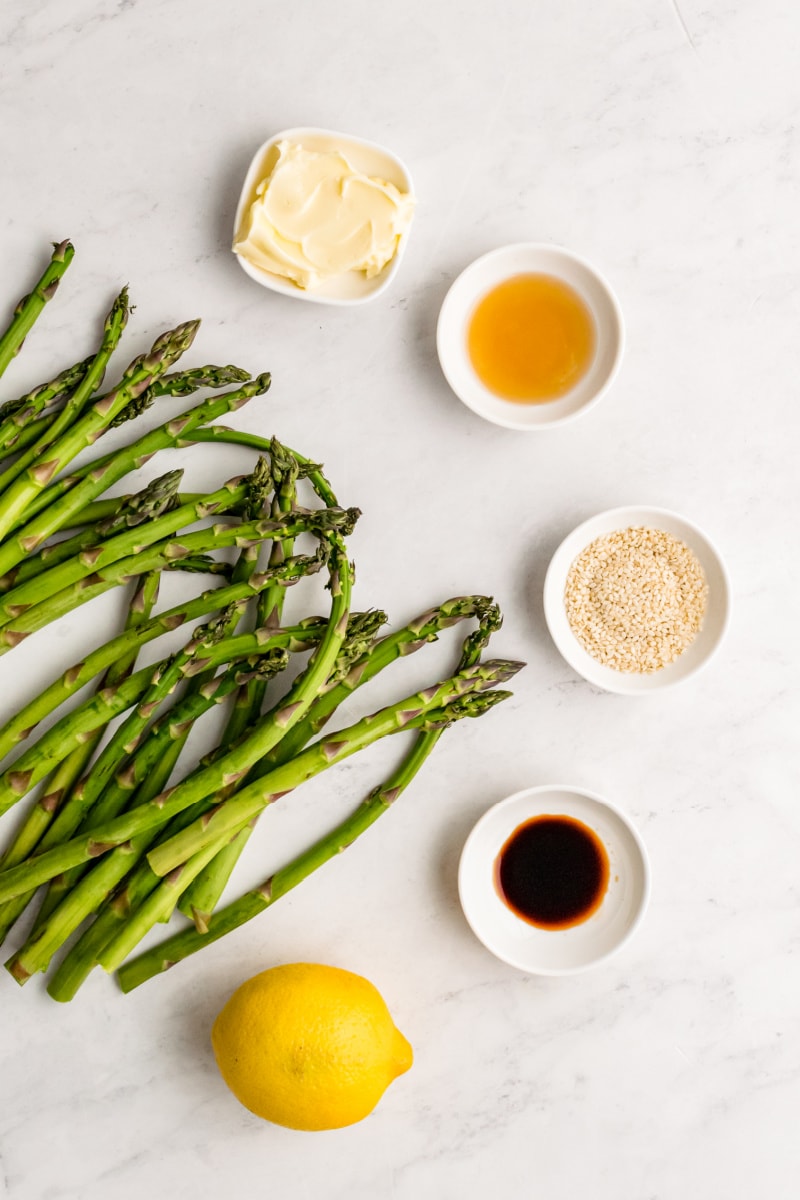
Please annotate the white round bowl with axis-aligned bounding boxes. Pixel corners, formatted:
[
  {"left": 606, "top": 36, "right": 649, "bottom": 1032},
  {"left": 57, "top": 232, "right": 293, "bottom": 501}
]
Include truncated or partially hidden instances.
[
  {"left": 458, "top": 786, "right": 650, "bottom": 976},
  {"left": 543, "top": 505, "right": 730, "bottom": 694},
  {"left": 436, "top": 243, "right": 624, "bottom": 429},
  {"left": 233, "top": 126, "right": 415, "bottom": 306}
]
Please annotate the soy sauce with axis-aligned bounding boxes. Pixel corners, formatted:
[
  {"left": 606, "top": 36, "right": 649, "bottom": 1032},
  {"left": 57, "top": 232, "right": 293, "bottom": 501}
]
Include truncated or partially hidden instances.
[{"left": 495, "top": 814, "right": 609, "bottom": 930}]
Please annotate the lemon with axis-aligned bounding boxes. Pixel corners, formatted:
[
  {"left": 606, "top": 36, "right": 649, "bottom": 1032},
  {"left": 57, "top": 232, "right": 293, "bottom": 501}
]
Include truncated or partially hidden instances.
[{"left": 211, "top": 962, "right": 413, "bottom": 1130}]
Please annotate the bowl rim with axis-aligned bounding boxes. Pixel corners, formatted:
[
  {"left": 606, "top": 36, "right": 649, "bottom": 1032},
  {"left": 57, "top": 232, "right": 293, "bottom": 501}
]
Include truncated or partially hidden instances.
[
  {"left": 232, "top": 125, "right": 415, "bottom": 307},
  {"left": 543, "top": 504, "right": 732, "bottom": 694},
  {"left": 457, "top": 783, "right": 651, "bottom": 976},
  {"left": 436, "top": 241, "right": 625, "bottom": 430}
]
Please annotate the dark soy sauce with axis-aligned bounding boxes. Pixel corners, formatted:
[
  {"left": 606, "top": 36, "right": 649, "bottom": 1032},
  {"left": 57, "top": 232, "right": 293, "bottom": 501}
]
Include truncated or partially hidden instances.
[{"left": 495, "top": 814, "right": 610, "bottom": 929}]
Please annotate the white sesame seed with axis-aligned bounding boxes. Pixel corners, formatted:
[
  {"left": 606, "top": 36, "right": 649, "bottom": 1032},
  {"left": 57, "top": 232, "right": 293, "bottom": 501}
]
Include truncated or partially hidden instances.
[{"left": 563, "top": 527, "right": 709, "bottom": 674}]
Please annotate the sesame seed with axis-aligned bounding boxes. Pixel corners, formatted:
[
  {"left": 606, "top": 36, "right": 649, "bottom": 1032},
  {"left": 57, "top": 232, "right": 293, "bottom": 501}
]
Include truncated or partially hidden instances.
[{"left": 564, "top": 526, "right": 708, "bottom": 674}]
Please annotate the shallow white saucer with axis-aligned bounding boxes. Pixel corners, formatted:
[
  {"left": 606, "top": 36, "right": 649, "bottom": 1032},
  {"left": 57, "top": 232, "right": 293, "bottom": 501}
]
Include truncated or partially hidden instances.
[
  {"left": 436, "top": 243, "right": 624, "bottom": 429},
  {"left": 458, "top": 785, "right": 650, "bottom": 976}
]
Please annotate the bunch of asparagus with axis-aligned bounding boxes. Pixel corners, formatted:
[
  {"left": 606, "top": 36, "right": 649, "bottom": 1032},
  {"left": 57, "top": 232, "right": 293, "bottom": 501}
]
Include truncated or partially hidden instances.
[{"left": 0, "top": 242, "right": 522, "bottom": 1000}]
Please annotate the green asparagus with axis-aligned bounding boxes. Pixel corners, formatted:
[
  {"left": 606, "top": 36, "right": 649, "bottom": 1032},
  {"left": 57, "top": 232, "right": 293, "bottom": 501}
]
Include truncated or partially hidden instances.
[{"left": 0, "top": 241, "right": 74, "bottom": 380}]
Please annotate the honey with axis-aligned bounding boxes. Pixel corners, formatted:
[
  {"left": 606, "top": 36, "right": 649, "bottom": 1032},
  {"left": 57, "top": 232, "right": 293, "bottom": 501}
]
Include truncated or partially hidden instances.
[{"left": 467, "top": 273, "right": 595, "bottom": 403}]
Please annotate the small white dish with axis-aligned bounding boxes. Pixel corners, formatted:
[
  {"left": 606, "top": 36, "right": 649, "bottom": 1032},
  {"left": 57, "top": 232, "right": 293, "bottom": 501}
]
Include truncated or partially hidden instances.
[
  {"left": 543, "top": 505, "right": 730, "bottom": 694},
  {"left": 436, "top": 243, "right": 624, "bottom": 430},
  {"left": 458, "top": 785, "right": 650, "bottom": 975},
  {"left": 460, "top": 787, "right": 647, "bottom": 974},
  {"left": 232, "top": 126, "right": 414, "bottom": 306}
]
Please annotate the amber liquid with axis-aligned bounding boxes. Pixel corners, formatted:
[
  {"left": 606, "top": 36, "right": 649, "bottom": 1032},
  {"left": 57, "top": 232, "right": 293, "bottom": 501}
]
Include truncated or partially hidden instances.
[
  {"left": 495, "top": 814, "right": 609, "bottom": 930},
  {"left": 467, "top": 273, "right": 596, "bottom": 403}
]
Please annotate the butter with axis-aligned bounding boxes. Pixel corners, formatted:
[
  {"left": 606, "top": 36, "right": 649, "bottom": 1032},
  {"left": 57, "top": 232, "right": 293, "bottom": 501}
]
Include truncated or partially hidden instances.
[{"left": 233, "top": 140, "right": 415, "bottom": 290}]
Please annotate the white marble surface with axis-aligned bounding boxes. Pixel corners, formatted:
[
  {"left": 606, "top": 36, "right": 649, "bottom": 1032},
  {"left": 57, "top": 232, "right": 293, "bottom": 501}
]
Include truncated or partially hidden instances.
[{"left": 0, "top": 1, "right": 798, "bottom": 1197}]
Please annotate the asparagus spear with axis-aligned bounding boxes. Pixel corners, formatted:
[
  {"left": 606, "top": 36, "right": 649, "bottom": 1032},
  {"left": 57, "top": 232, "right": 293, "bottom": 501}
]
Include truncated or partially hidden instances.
[
  {"left": 87, "top": 652, "right": 290, "bottom": 832},
  {"left": 0, "top": 241, "right": 74, "bottom": 380},
  {"left": 0, "top": 414, "right": 59, "bottom": 469},
  {"left": 56, "top": 492, "right": 201, "bottom": 530},
  {"left": 6, "top": 674, "right": 514, "bottom": 984},
  {"left": 0, "top": 506, "right": 355, "bottom": 653},
  {"left": 6, "top": 454, "right": 269, "bottom": 609},
  {"left": 0, "top": 356, "right": 92, "bottom": 454},
  {"left": 177, "top": 596, "right": 496, "bottom": 929},
  {"left": 177, "top": 440, "right": 302, "bottom": 922},
  {"left": 244, "top": 596, "right": 500, "bottom": 788},
  {"left": 43, "top": 612, "right": 252, "bottom": 836},
  {"left": 182, "top": 466, "right": 277, "bottom": 758},
  {"left": 0, "top": 571, "right": 162, "bottom": 868},
  {"left": 47, "top": 689, "right": 261, "bottom": 1001},
  {"left": 82, "top": 365, "right": 250, "bottom": 437},
  {"left": 109, "top": 363, "right": 251, "bottom": 424},
  {"left": 177, "top": 606, "right": 389, "bottom": 928},
  {"left": 7, "top": 370, "right": 263, "bottom": 539},
  {"left": 0, "top": 374, "right": 270, "bottom": 569},
  {"left": 49, "top": 663, "right": 464, "bottom": 1003},
  {"left": 43, "top": 647, "right": 292, "bottom": 999},
  {"left": 0, "top": 562, "right": 326, "bottom": 762},
  {"left": 113, "top": 751, "right": 436, "bottom": 992},
  {"left": 0, "top": 289, "right": 131, "bottom": 499},
  {"left": 111, "top": 691, "right": 512, "bottom": 992},
  {"left": 31, "top": 651, "right": 291, "bottom": 937},
  {"left": 31, "top": 530, "right": 283, "bottom": 942},
  {"left": 0, "top": 317, "right": 198, "bottom": 541},
  {"left": 40, "top": 508, "right": 275, "bottom": 841},
  {"left": 2, "top": 586, "right": 294, "bottom": 974},
  {"left": 99, "top": 814, "right": 258, "bottom": 972},
  {"left": 4, "top": 471, "right": 184, "bottom": 590},
  {"left": 148, "top": 652, "right": 514, "bottom": 879},
  {"left": 0, "top": 622, "right": 327, "bottom": 823},
  {"left": 181, "top": 599, "right": 501, "bottom": 933},
  {"left": 0, "top": 660, "right": 519, "bottom": 909},
  {"left": 254, "top": 438, "right": 300, "bottom": 629},
  {"left": 42, "top": 492, "right": 202, "bottom": 534},
  {"left": 21, "top": 790, "right": 227, "bottom": 987},
  {"left": 41, "top": 613, "right": 375, "bottom": 959},
  {"left": 14, "top": 793, "right": 247, "bottom": 986},
  {"left": 0, "top": 472, "right": 255, "bottom": 627},
  {"left": 0, "top": 573, "right": 162, "bottom": 940}
]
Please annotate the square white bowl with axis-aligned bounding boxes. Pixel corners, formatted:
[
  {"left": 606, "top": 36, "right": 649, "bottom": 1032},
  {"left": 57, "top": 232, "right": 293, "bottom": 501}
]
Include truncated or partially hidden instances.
[
  {"left": 543, "top": 505, "right": 731, "bottom": 694},
  {"left": 436, "top": 243, "right": 624, "bottom": 429},
  {"left": 232, "top": 126, "right": 415, "bottom": 306}
]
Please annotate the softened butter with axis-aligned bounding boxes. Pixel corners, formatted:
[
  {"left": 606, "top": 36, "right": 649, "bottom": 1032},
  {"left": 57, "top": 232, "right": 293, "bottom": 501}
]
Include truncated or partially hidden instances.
[{"left": 233, "top": 140, "right": 415, "bottom": 290}]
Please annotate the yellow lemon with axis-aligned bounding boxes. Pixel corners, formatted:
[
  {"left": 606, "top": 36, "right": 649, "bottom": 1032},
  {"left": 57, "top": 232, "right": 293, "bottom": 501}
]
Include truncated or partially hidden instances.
[{"left": 211, "top": 962, "right": 413, "bottom": 1130}]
